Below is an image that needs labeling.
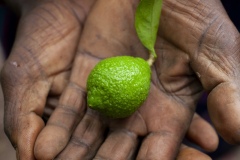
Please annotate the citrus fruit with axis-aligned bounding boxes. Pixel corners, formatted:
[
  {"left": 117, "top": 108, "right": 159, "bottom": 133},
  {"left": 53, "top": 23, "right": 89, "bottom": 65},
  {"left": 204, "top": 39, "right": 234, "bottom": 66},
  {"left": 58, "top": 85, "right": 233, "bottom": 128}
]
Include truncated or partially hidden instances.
[{"left": 87, "top": 56, "right": 151, "bottom": 118}]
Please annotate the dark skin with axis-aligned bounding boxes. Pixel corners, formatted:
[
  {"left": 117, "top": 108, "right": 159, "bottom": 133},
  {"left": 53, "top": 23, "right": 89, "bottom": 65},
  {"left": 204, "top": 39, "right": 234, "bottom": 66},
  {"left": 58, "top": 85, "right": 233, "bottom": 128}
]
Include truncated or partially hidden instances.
[{"left": 2, "top": 0, "right": 240, "bottom": 159}]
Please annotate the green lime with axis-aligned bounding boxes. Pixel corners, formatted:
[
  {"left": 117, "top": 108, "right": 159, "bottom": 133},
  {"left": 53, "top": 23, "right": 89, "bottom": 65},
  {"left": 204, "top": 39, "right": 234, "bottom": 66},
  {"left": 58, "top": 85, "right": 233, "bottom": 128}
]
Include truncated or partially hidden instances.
[{"left": 87, "top": 56, "right": 151, "bottom": 118}]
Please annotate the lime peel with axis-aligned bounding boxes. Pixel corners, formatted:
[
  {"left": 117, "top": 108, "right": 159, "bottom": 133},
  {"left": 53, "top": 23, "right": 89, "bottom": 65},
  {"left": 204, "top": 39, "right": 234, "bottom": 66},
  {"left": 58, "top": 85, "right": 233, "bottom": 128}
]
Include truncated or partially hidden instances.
[{"left": 87, "top": 56, "right": 151, "bottom": 119}]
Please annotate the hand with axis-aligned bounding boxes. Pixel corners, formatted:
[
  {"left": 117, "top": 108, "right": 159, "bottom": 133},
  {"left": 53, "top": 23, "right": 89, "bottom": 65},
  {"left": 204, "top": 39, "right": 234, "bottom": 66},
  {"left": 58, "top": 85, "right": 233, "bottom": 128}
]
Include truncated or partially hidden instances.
[
  {"left": 43, "top": 96, "right": 218, "bottom": 160},
  {"left": 1, "top": 0, "right": 236, "bottom": 159},
  {"left": 116, "top": 0, "right": 240, "bottom": 158},
  {"left": 158, "top": 0, "right": 240, "bottom": 145},
  {"left": 2, "top": 0, "right": 97, "bottom": 159}
]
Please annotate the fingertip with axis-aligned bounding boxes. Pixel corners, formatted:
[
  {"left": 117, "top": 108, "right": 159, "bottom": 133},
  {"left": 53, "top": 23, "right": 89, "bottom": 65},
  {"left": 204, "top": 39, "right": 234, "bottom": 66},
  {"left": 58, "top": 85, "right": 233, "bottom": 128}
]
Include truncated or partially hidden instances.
[
  {"left": 16, "top": 113, "right": 45, "bottom": 160},
  {"left": 177, "top": 145, "right": 212, "bottom": 160},
  {"left": 208, "top": 83, "right": 240, "bottom": 144},
  {"left": 205, "top": 136, "right": 219, "bottom": 153},
  {"left": 187, "top": 114, "right": 219, "bottom": 152},
  {"left": 137, "top": 132, "right": 180, "bottom": 160},
  {"left": 34, "top": 125, "right": 69, "bottom": 160},
  {"left": 215, "top": 124, "right": 240, "bottom": 145}
]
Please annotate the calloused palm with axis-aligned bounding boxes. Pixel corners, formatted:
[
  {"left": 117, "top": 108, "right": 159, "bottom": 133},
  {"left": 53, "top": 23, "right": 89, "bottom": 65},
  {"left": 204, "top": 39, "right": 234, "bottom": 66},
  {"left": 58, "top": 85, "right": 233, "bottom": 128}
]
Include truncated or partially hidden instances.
[{"left": 2, "top": 0, "right": 238, "bottom": 159}]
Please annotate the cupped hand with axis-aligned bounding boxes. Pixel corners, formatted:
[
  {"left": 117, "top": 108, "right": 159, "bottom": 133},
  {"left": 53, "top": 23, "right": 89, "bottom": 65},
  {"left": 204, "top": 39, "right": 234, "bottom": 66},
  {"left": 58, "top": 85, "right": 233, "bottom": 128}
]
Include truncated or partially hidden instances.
[
  {"left": 1, "top": 0, "right": 97, "bottom": 159},
  {"left": 2, "top": 0, "right": 238, "bottom": 159},
  {"left": 158, "top": 0, "right": 240, "bottom": 145},
  {"left": 127, "top": 0, "right": 240, "bottom": 158}
]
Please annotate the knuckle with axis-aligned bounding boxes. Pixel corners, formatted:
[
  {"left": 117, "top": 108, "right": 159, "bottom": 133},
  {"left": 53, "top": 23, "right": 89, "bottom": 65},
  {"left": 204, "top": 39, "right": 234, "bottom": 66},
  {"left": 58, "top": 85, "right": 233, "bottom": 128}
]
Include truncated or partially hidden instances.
[
  {"left": 1, "top": 57, "right": 32, "bottom": 88},
  {"left": 70, "top": 136, "right": 91, "bottom": 150},
  {"left": 1, "top": 61, "right": 19, "bottom": 86}
]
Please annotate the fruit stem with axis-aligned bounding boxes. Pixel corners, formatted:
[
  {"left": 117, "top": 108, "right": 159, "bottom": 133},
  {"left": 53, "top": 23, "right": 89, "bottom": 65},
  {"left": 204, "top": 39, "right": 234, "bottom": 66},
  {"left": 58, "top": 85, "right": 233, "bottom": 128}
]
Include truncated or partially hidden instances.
[{"left": 147, "top": 53, "right": 155, "bottom": 66}]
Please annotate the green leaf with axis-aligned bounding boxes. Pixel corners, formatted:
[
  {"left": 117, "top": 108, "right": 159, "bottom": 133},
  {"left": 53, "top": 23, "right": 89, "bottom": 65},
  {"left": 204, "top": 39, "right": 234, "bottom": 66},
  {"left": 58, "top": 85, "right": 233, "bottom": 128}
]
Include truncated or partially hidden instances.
[{"left": 135, "top": 0, "right": 162, "bottom": 58}]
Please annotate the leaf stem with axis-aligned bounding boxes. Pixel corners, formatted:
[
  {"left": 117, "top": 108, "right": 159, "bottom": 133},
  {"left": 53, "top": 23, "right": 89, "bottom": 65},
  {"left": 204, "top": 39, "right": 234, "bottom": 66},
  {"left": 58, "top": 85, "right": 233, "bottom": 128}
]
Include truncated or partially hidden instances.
[{"left": 147, "top": 53, "right": 156, "bottom": 66}]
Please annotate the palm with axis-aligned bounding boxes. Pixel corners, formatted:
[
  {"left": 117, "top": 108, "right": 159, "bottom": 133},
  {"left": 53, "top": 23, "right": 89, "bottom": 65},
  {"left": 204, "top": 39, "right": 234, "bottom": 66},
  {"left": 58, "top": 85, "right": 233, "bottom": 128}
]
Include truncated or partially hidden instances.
[
  {"left": 90, "top": 0, "right": 240, "bottom": 159},
  {"left": 33, "top": 0, "right": 207, "bottom": 159},
  {"left": 3, "top": 1, "right": 91, "bottom": 96},
  {"left": 3, "top": 0, "right": 240, "bottom": 159},
  {"left": 105, "top": 0, "right": 240, "bottom": 159},
  {"left": 82, "top": 0, "right": 216, "bottom": 159},
  {"left": 103, "top": 35, "right": 203, "bottom": 158}
]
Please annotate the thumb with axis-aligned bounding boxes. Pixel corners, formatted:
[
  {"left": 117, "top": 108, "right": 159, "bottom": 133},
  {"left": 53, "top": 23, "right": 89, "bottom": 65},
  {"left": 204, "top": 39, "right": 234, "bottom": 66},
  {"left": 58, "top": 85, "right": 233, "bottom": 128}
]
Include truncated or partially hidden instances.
[
  {"left": 2, "top": 62, "right": 49, "bottom": 159},
  {"left": 188, "top": 9, "right": 240, "bottom": 144},
  {"left": 207, "top": 82, "right": 240, "bottom": 144},
  {"left": 15, "top": 114, "right": 45, "bottom": 160},
  {"left": 1, "top": 36, "right": 50, "bottom": 159}
]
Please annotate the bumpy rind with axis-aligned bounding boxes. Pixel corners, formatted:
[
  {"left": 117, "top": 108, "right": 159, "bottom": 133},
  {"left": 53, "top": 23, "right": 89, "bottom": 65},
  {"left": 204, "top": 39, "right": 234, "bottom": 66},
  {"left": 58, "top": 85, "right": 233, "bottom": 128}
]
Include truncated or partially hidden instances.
[{"left": 87, "top": 56, "right": 151, "bottom": 118}]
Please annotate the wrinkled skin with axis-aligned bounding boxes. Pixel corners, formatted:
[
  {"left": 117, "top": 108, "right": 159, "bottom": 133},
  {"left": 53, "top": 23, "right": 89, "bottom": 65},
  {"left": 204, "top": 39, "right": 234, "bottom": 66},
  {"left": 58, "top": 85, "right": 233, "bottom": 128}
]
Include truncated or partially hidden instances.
[{"left": 2, "top": 0, "right": 240, "bottom": 159}]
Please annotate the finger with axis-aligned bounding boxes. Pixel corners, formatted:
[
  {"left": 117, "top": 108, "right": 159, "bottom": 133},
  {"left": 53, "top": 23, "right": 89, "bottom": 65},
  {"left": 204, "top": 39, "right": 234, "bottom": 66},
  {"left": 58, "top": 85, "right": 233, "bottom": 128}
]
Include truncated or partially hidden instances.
[
  {"left": 43, "top": 69, "right": 71, "bottom": 120},
  {"left": 41, "top": 35, "right": 103, "bottom": 158},
  {"left": 177, "top": 145, "right": 212, "bottom": 160},
  {"left": 186, "top": 114, "right": 219, "bottom": 152},
  {"left": 136, "top": 84, "right": 197, "bottom": 159},
  {"left": 49, "top": 70, "right": 70, "bottom": 95},
  {"left": 208, "top": 83, "right": 240, "bottom": 144},
  {"left": 94, "top": 110, "right": 149, "bottom": 160},
  {"left": 56, "top": 109, "right": 106, "bottom": 159},
  {"left": 42, "top": 96, "right": 59, "bottom": 121},
  {"left": 34, "top": 81, "right": 87, "bottom": 159},
  {"left": 44, "top": 69, "right": 71, "bottom": 120},
  {"left": 15, "top": 113, "right": 45, "bottom": 160},
  {"left": 94, "top": 129, "right": 138, "bottom": 160}
]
